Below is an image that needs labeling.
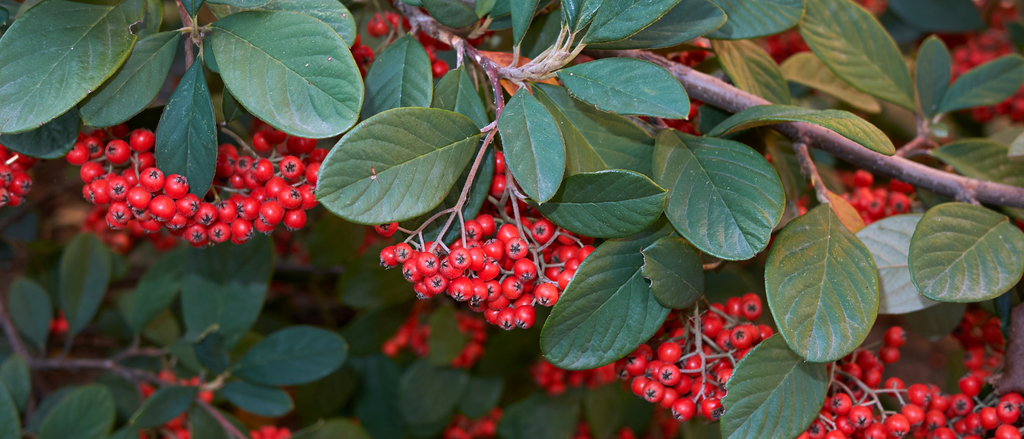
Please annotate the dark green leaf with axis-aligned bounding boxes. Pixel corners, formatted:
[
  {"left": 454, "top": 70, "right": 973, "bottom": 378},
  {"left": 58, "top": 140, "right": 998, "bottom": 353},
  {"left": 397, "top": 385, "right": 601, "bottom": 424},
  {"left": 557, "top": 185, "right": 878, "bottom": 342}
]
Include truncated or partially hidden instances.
[
  {"left": 428, "top": 306, "right": 469, "bottom": 366},
  {"left": 192, "top": 328, "right": 230, "bottom": 375},
  {"left": 654, "top": 130, "right": 784, "bottom": 261},
  {"left": 0, "top": 107, "right": 79, "bottom": 159},
  {"left": 139, "top": 0, "right": 162, "bottom": 38},
  {"left": 181, "top": 234, "right": 272, "bottom": 349},
  {"left": 234, "top": 325, "right": 348, "bottom": 386},
  {"left": 432, "top": 66, "right": 488, "bottom": 129},
  {"left": 129, "top": 248, "right": 184, "bottom": 333},
  {"left": 0, "top": 385, "right": 18, "bottom": 439},
  {"left": 720, "top": 335, "right": 828, "bottom": 439},
  {"left": 511, "top": 0, "right": 540, "bottom": 45},
  {"left": 0, "top": 0, "right": 142, "bottom": 133},
  {"left": 904, "top": 302, "right": 965, "bottom": 341},
  {"left": 765, "top": 205, "right": 879, "bottom": 362},
  {"left": 582, "top": 0, "right": 681, "bottom": 44},
  {"left": 222, "top": 89, "right": 245, "bottom": 123},
  {"left": 79, "top": 32, "right": 179, "bottom": 127},
  {"left": 707, "top": 0, "right": 803, "bottom": 39},
  {"left": 294, "top": 418, "right": 371, "bottom": 439},
  {"left": 799, "top": 0, "right": 916, "bottom": 110},
  {"left": 532, "top": 170, "right": 665, "bottom": 238},
  {"left": 362, "top": 34, "right": 432, "bottom": 118},
  {"left": 399, "top": 359, "right": 468, "bottom": 424},
  {"left": 108, "top": 427, "right": 141, "bottom": 439},
  {"left": 583, "top": 385, "right": 627, "bottom": 439},
  {"left": 130, "top": 386, "right": 197, "bottom": 428},
  {"left": 188, "top": 406, "right": 229, "bottom": 439},
  {"left": 565, "top": 0, "right": 601, "bottom": 32},
  {"left": 338, "top": 246, "right": 412, "bottom": 309},
  {"left": 558, "top": 58, "right": 690, "bottom": 118},
  {"left": 208, "top": 0, "right": 271, "bottom": 7},
  {"left": 0, "top": 356, "right": 29, "bottom": 411},
  {"left": 458, "top": 376, "right": 504, "bottom": 418},
  {"left": 212, "top": 10, "right": 363, "bottom": 137},
  {"left": 909, "top": 203, "right": 1024, "bottom": 302},
  {"left": 586, "top": 0, "right": 725, "bottom": 50},
  {"left": 931, "top": 139, "right": 1024, "bottom": 221},
  {"left": 916, "top": 36, "right": 951, "bottom": 118},
  {"left": 641, "top": 236, "right": 703, "bottom": 309},
  {"left": 532, "top": 86, "right": 609, "bottom": 176},
  {"left": 154, "top": 60, "right": 216, "bottom": 196},
  {"left": 498, "top": 88, "right": 565, "bottom": 203},
  {"left": 498, "top": 392, "right": 580, "bottom": 439},
  {"left": 219, "top": 381, "right": 293, "bottom": 417},
  {"left": 7, "top": 276, "right": 50, "bottom": 349},
  {"left": 706, "top": 105, "right": 895, "bottom": 155},
  {"left": 59, "top": 233, "right": 111, "bottom": 335},
  {"left": 307, "top": 214, "right": 362, "bottom": 266},
  {"left": 780, "top": 52, "right": 880, "bottom": 113},
  {"left": 405, "top": 146, "right": 495, "bottom": 245},
  {"left": 26, "top": 386, "right": 73, "bottom": 434},
  {"left": 938, "top": 55, "right": 1024, "bottom": 114},
  {"left": 887, "top": 0, "right": 982, "bottom": 32},
  {"left": 713, "top": 39, "right": 790, "bottom": 105},
  {"left": 295, "top": 367, "right": 357, "bottom": 424},
  {"left": 253, "top": 0, "right": 357, "bottom": 46},
  {"left": 423, "top": 0, "right": 479, "bottom": 28},
  {"left": 350, "top": 355, "right": 405, "bottom": 439},
  {"left": 476, "top": 0, "right": 496, "bottom": 16},
  {"left": 96, "top": 373, "right": 141, "bottom": 421},
  {"left": 182, "top": 0, "right": 203, "bottom": 16},
  {"left": 856, "top": 214, "right": 938, "bottom": 315},
  {"left": 316, "top": 108, "right": 482, "bottom": 224},
  {"left": 520, "top": 9, "right": 562, "bottom": 59},
  {"left": 39, "top": 385, "right": 115, "bottom": 439},
  {"left": 541, "top": 224, "right": 672, "bottom": 369}
]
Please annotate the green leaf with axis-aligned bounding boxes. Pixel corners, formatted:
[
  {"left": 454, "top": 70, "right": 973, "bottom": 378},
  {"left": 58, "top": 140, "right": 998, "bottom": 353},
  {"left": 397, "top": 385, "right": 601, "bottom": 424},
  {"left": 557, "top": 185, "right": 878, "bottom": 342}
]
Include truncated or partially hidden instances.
[
  {"left": 706, "top": 105, "right": 895, "bottom": 156},
  {"left": 79, "top": 32, "right": 179, "bottom": 127},
  {"left": 399, "top": 360, "right": 468, "bottom": 424},
  {"left": 107, "top": 427, "right": 141, "bottom": 439},
  {"left": 640, "top": 236, "right": 703, "bottom": 309},
  {"left": 129, "top": 248, "right": 183, "bottom": 333},
  {"left": 428, "top": 306, "right": 469, "bottom": 366},
  {"left": 541, "top": 224, "right": 672, "bottom": 369},
  {"left": 713, "top": 39, "right": 790, "bottom": 105},
  {"left": 586, "top": 0, "right": 725, "bottom": 50},
  {"left": 915, "top": 36, "right": 951, "bottom": 118},
  {"left": 59, "top": 233, "right": 111, "bottom": 335},
  {"left": 234, "top": 325, "right": 348, "bottom": 386},
  {"left": 582, "top": 0, "right": 681, "bottom": 44},
  {"left": 212, "top": 10, "right": 362, "bottom": 137},
  {"left": 294, "top": 418, "right": 371, "bottom": 439},
  {"left": 362, "top": 34, "right": 432, "bottom": 118},
  {"left": 532, "top": 85, "right": 608, "bottom": 176},
  {"left": 0, "top": 107, "right": 80, "bottom": 159},
  {"left": 558, "top": 58, "right": 690, "bottom": 118},
  {"left": 0, "top": 356, "right": 29, "bottom": 411},
  {"left": 583, "top": 385, "right": 627, "bottom": 439},
  {"left": 208, "top": 0, "right": 271, "bottom": 7},
  {"left": 140, "top": 0, "right": 162, "bottom": 38},
  {"left": 532, "top": 170, "right": 666, "bottom": 238},
  {"left": 930, "top": 139, "right": 1024, "bottom": 221},
  {"left": 0, "top": 385, "right": 18, "bottom": 439},
  {"left": 154, "top": 60, "right": 216, "bottom": 196},
  {"left": 96, "top": 373, "right": 140, "bottom": 421},
  {"left": 498, "top": 392, "right": 580, "bottom": 439},
  {"left": 26, "top": 387, "right": 73, "bottom": 434},
  {"left": 780, "top": 52, "right": 881, "bottom": 113},
  {"left": 39, "top": 385, "right": 115, "bottom": 439},
  {"left": 511, "top": 0, "right": 540, "bottom": 45},
  {"left": 130, "top": 386, "right": 197, "bottom": 428},
  {"left": 295, "top": 367, "right": 357, "bottom": 425},
  {"left": 457, "top": 376, "right": 504, "bottom": 418},
  {"left": 350, "top": 355, "right": 405, "bottom": 439},
  {"left": 182, "top": 0, "right": 203, "bottom": 16},
  {"left": 7, "top": 276, "right": 51, "bottom": 349},
  {"left": 497, "top": 88, "right": 565, "bottom": 203},
  {"left": 338, "top": 246, "right": 413, "bottom": 309},
  {"left": 938, "top": 55, "right": 1024, "bottom": 114},
  {"left": 405, "top": 146, "right": 495, "bottom": 245},
  {"left": 799, "top": 0, "right": 916, "bottom": 110},
  {"left": 856, "top": 214, "right": 938, "bottom": 315},
  {"left": 222, "top": 90, "right": 245, "bottom": 122},
  {"left": 765, "top": 204, "right": 879, "bottom": 362},
  {"left": 887, "top": 0, "right": 982, "bottom": 32},
  {"left": 707, "top": 0, "right": 804, "bottom": 40},
  {"left": 565, "top": 0, "right": 601, "bottom": 32},
  {"left": 720, "top": 335, "right": 829, "bottom": 439},
  {"left": 904, "top": 302, "right": 966, "bottom": 341},
  {"left": 432, "top": 65, "right": 488, "bottom": 129},
  {"left": 476, "top": 0, "right": 496, "bottom": 16},
  {"left": 0, "top": 0, "right": 142, "bottom": 133},
  {"left": 254, "top": 0, "right": 357, "bottom": 45},
  {"left": 316, "top": 108, "right": 482, "bottom": 224},
  {"left": 219, "top": 381, "right": 293, "bottom": 417},
  {"left": 908, "top": 203, "right": 1024, "bottom": 303},
  {"left": 423, "top": 0, "right": 479, "bottom": 28},
  {"left": 181, "top": 235, "right": 272, "bottom": 349},
  {"left": 654, "top": 130, "right": 784, "bottom": 261},
  {"left": 188, "top": 406, "right": 229, "bottom": 439}
]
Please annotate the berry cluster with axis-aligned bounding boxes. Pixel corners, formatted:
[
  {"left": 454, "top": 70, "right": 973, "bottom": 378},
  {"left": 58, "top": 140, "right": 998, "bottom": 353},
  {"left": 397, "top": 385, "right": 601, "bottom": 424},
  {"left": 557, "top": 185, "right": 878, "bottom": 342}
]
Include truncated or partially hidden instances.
[
  {"left": 0, "top": 145, "right": 38, "bottom": 210},
  {"left": 249, "top": 426, "right": 292, "bottom": 439},
  {"left": 365, "top": 11, "right": 454, "bottom": 78},
  {"left": 530, "top": 360, "right": 617, "bottom": 396},
  {"left": 954, "top": 309, "right": 1006, "bottom": 374},
  {"left": 673, "top": 40, "right": 711, "bottom": 67},
  {"left": 836, "top": 170, "right": 916, "bottom": 224},
  {"left": 137, "top": 371, "right": 214, "bottom": 439},
  {"left": 382, "top": 302, "right": 488, "bottom": 369},
  {"left": 441, "top": 409, "right": 502, "bottom": 439}
]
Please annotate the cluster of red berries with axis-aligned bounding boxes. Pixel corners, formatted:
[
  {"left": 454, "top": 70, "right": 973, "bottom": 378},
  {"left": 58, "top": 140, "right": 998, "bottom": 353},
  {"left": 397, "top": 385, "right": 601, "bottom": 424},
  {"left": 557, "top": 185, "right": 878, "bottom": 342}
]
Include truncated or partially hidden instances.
[
  {"left": 137, "top": 371, "right": 214, "bottom": 439},
  {"left": 441, "top": 408, "right": 502, "bottom": 439},
  {"left": 365, "top": 11, "right": 454, "bottom": 78},
  {"left": 674, "top": 40, "right": 711, "bottom": 67},
  {"left": 249, "top": 426, "right": 292, "bottom": 439},
  {"left": 382, "top": 302, "right": 488, "bottom": 369},
  {"left": 954, "top": 309, "right": 1006, "bottom": 375},
  {"left": 351, "top": 34, "right": 376, "bottom": 78},
  {"left": 0, "top": 145, "right": 38, "bottom": 210},
  {"left": 836, "top": 170, "right": 915, "bottom": 225},
  {"left": 530, "top": 360, "right": 617, "bottom": 396}
]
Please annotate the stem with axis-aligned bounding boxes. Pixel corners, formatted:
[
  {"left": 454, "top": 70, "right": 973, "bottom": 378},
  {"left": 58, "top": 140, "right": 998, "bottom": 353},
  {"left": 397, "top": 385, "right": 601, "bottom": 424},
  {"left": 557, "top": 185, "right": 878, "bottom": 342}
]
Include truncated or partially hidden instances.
[
  {"left": 429, "top": 129, "right": 497, "bottom": 253},
  {"left": 175, "top": 0, "right": 194, "bottom": 68},
  {"left": 894, "top": 135, "right": 937, "bottom": 158},
  {"left": 0, "top": 286, "right": 30, "bottom": 360},
  {"left": 197, "top": 399, "right": 249, "bottom": 439},
  {"left": 793, "top": 141, "right": 830, "bottom": 204}
]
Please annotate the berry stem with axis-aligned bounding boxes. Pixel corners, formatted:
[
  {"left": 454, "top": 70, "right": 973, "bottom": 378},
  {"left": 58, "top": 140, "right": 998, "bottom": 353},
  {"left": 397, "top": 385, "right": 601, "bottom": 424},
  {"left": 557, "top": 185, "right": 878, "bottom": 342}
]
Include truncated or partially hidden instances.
[
  {"left": 793, "top": 140, "right": 831, "bottom": 205},
  {"left": 427, "top": 128, "right": 497, "bottom": 254}
]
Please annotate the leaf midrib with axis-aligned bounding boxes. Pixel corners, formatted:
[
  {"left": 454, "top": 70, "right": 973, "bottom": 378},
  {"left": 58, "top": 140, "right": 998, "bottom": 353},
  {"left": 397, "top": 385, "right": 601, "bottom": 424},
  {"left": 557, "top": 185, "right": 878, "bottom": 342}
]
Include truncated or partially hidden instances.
[{"left": 919, "top": 217, "right": 1006, "bottom": 289}]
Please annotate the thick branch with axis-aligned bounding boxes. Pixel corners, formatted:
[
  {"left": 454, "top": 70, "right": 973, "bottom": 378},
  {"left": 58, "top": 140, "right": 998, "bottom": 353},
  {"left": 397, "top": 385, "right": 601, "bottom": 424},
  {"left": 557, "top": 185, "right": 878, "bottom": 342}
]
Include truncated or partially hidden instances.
[{"left": 994, "top": 302, "right": 1024, "bottom": 394}]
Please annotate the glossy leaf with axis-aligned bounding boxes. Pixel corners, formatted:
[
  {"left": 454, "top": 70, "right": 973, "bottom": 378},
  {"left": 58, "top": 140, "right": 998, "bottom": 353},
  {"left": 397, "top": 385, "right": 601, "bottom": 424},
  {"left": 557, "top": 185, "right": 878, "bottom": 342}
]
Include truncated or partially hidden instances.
[
  {"left": 888, "top": 0, "right": 982, "bottom": 32},
  {"left": 780, "top": 52, "right": 880, "bottom": 113},
  {"left": 0, "top": 356, "right": 28, "bottom": 412},
  {"left": 498, "top": 88, "right": 565, "bottom": 203},
  {"left": 208, "top": 0, "right": 271, "bottom": 7},
  {"left": 712, "top": 39, "right": 791, "bottom": 105},
  {"left": 59, "top": 233, "right": 111, "bottom": 335},
  {"left": 541, "top": 224, "right": 672, "bottom": 369},
  {"left": 39, "top": 385, "right": 114, "bottom": 439},
  {"left": 79, "top": 32, "right": 179, "bottom": 127},
  {"left": 586, "top": 0, "right": 725, "bottom": 50},
  {"left": 0, "top": 0, "right": 142, "bottom": 133},
  {"left": 432, "top": 66, "right": 488, "bottom": 129},
  {"left": 916, "top": 36, "right": 951, "bottom": 118},
  {"left": 182, "top": 0, "right": 202, "bottom": 16},
  {"left": 532, "top": 170, "right": 666, "bottom": 238},
  {"left": 720, "top": 335, "right": 828, "bottom": 439},
  {"left": 222, "top": 90, "right": 245, "bottom": 122},
  {"left": 458, "top": 376, "right": 504, "bottom": 418},
  {"left": 931, "top": 139, "right": 1024, "bottom": 221},
  {"left": 583, "top": 0, "right": 682, "bottom": 44},
  {"left": 404, "top": 147, "right": 495, "bottom": 245},
  {"left": 350, "top": 355, "right": 405, "bottom": 439},
  {"left": 316, "top": 108, "right": 482, "bottom": 224},
  {"left": 399, "top": 360, "right": 468, "bottom": 424},
  {"left": 909, "top": 203, "right": 1024, "bottom": 302},
  {"left": 532, "top": 86, "right": 608, "bottom": 176},
  {"left": 707, "top": 105, "right": 896, "bottom": 155},
  {"left": 129, "top": 248, "right": 184, "bottom": 333},
  {"left": 497, "top": 392, "right": 580, "bottom": 439},
  {"left": 707, "top": 0, "right": 804, "bottom": 40},
  {"left": 511, "top": 0, "right": 540, "bottom": 45},
  {"left": 0, "top": 107, "right": 80, "bottom": 159},
  {"left": 856, "top": 214, "right": 938, "bottom": 315},
  {"left": 938, "top": 55, "right": 1024, "bottom": 114},
  {"left": 219, "top": 381, "right": 293, "bottom": 417},
  {"left": 234, "top": 326, "right": 348, "bottom": 386},
  {"left": 766, "top": 205, "right": 879, "bottom": 362},
  {"left": 154, "top": 60, "right": 217, "bottom": 196},
  {"left": 252, "top": 0, "right": 357, "bottom": 45},
  {"left": 565, "top": 0, "right": 600, "bottom": 32},
  {"left": 423, "top": 0, "right": 478, "bottom": 28},
  {"left": 130, "top": 386, "right": 197, "bottom": 428},
  {"left": 905, "top": 302, "right": 966, "bottom": 341},
  {"left": 0, "top": 385, "right": 17, "bottom": 439},
  {"left": 641, "top": 236, "right": 703, "bottom": 309},
  {"left": 7, "top": 276, "right": 50, "bottom": 349},
  {"left": 654, "top": 130, "right": 785, "bottom": 261},
  {"left": 212, "top": 10, "right": 363, "bottom": 137},
  {"left": 428, "top": 306, "right": 469, "bottom": 366},
  {"left": 558, "top": 58, "right": 690, "bottom": 118},
  {"left": 362, "top": 34, "right": 432, "bottom": 118},
  {"left": 800, "top": 0, "right": 916, "bottom": 110}
]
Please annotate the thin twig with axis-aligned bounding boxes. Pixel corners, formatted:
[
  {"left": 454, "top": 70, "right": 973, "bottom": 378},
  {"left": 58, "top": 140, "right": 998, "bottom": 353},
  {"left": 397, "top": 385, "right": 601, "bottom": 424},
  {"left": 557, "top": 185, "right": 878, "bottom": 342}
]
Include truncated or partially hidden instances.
[
  {"left": 793, "top": 141, "right": 830, "bottom": 204},
  {"left": 175, "top": 0, "right": 194, "bottom": 68},
  {"left": 894, "top": 135, "right": 938, "bottom": 157}
]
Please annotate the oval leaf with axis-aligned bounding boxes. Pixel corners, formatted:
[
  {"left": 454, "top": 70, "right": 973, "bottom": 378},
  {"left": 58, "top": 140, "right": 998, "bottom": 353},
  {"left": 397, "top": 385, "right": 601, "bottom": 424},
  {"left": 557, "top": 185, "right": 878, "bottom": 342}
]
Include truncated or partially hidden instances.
[
  {"left": 781, "top": 52, "right": 881, "bottom": 113},
  {"left": 931, "top": 139, "right": 1024, "bottom": 221},
  {"left": 712, "top": 39, "right": 791, "bottom": 105},
  {"left": 888, "top": 0, "right": 982, "bottom": 32},
  {"left": 212, "top": 10, "right": 363, "bottom": 137},
  {"left": 586, "top": 0, "right": 726, "bottom": 50},
  {"left": 706, "top": 104, "right": 895, "bottom": 155},
  {"left": 640, "top": 236, "right": 703, "bottom": 309},
  {"left": 424, "top": 0, "right": 479, "bottom": 28},
  {"left": 497, "top": 392, "right": 580, "bottom": 439},
  {"left": 59, "top": 233, "right": 111, "bottom": 336},
  {"left": 558, "top": 58, "right": 690, "bottom": 118},
  {"left": 258, "top": 0, "right": 357, "bottom": 45},
  {"left": 7, "top": 276, "right": 51, "bottom": 349},
  {"left": 293, "top": 419, "right": 371, "bottom": 439},
  {"left": 399, "top": 360, "right": 468, "bottom": 424},
  {"left": 0, "top": 107, "right": 80, "bottom": 159},
  {"left": 432, "top": 66, "right": 488, "bottom": 129},
  {"left": 909, "top": 203, "right": 1024, "bottom": 303},
  {"left": 234, "top": 326, "right": 348, "bottom": 386},
  {"left": 720, "top": 335, "right": 828, "bottom": 439},
  {"left": 532, "top": 86, "right": 609, "bottom": 175},
  {"left": 0, "top": 385, "right": 18, "bottom": 439},
  {"left": 938, "top": 54, "right": 1024, "bottom": 114},
  {"left": 532, "top": 170, "right": 666, "bottom": 238},
  {"left": 0, "top": 356, "right": 30, "bottom": 412},
  {"left": 428, "top": 306, "right": 469, "bottom": 366},
  {"left": 362, "top": 34, "right": 432, "bottom": 118},
  {"left": 39, "top": 385, "right": 115, "bottom": 439},
  {"left": 915, "top": 36, "right": 951, "bottom": 118},
  {"left": 79, "top": 31, "right": 179, "bottom": 127},
  {"left": 856, "top": 214, "right": 938, "bottom": 315},
  {"left": 654, "top": 130, "right": 785, "bottom": 261},
  {"left": 219, "top": 381, "right": 293, "bottom": 417},
  {"left": 458, "top": 376, "right": 504, "bottom": 418},
  {"left": 707, "top": 0, "right": 803, "bottom": 40},
  {"left": 497, "top": 88, "right": 565, "bottom": 203},
  {"left": 154, "top": 60, "right": 217, "bottom": 196},
  {"left": 316, "top": 108, "right": 482, "bottom": 224},
  {"left": 510, "top": 0, "right": 540, "bottom": 45},
  {"left": 130, "top": 386, "right": 197, "bottom": 428},
  {"left": 582, "top": 0, "right": 681, "bottom": 44},
  {"left": 129, "top": 248, "right": 184, "bottom": 333}
]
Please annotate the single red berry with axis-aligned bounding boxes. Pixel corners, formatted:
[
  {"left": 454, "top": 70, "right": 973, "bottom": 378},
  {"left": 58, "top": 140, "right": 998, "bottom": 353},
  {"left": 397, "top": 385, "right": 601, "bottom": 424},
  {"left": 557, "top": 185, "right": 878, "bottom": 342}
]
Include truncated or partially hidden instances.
[
  {"left": 534, "top": 283, "right": 559, "bottom": 306},
  {"left": 367, "top": 14, "right": 389, "bottom": 37},
  {"left": 848, "top": 405, "right": 873, "bottom": 429},
  {"left": 416, "top": 252, "right": 440, "bottom": 276},
  {"left": 878, "top": 346, "right": 900, "bottom": 364},
  {"left": 672, "top": 399, "right": 696, "bottom": 422},
  {"left": 278, "top": 187, "right": 303, "bottom": 210},
  {"left": 853, "top": 170, "right": 874, "bottom": 188},
  {"left": 883, "top": 326, "right": 906, "bottom": 347},
  {"left": 163, "top": 174, "right": 189, "bottom": 199},
  {"left": 380, "top": 246, "right": 398, "bottom": 267},
  {"left": 884, "top": 413, "right": 909, "bottom": 438},
  {"left": 513, "top": 258, "right": 537, "bottom": 281},
  {"left": 66, "top": 143, "right": 89, "bottom": 165},
  {"left": 84, "top": 136, "right": 104, "bottom": 158},
  {"left": 231, "top": 219, "right": 254, "bottom": 243},
  {"left": 514, "top": 305, "right": 536, "bottom": 329},
  {"left": 496, "top": 307, "right": 515, "bottom": 330},
  {"left": 129, "top": 129, "right": 155, "bottom": 152},
  {"left": 501, "top": 276, "right": 524, "bottom": 300},
  {"left": 105, "top": 140, "right": 131, "bottom": 164},
  {"left": 80, "top": 161, "right": 105, "bottom": 183},
  {"left": 283, "top": 209, "right": 306, "bottom": 230},
  {"left": 831, "top": 393, "right": 852, "bottom": 416},
  {"left": 996, "top": 424, "right": 1021, "bottom": 439},
  {"left": 252, "top": 159, "right": 274, "bottom": 182},
  {"left": 279, "top": 155, "right": 304, "bottom": 179},
  {"left": 139, "top": 167, "right": 165, "bottom": 192},
  {"left": 148, "top": 195, "right": 176, "bottom": 222},
  {"left": 958, "top": 374, "right": 982, "bottom": 397},
  {"left": 305, "top": 162, "right": 320, "bottom": 185},
  {"left": 9, "top": 172, "right": 31, "bottom": 196},
  {"left": 449, "top": 248, "right": 472, "bottom": 270},
  {"left": 259, "top": 200, "right": 285, "bottom": 226},
  {"left": 431, "top": 59, "right": 449, "bottom": 78},
  {"left": 176, "top": 193, "right": 200, "bottom": 217},
  {"left": 505, "top": 237, "right": 529, "bottom": 260},
  {"left": 657, "top": 342, "right": 682, "bottom": 364},
  {"left": 700, "top": 398, "right": 723, "bottom": 421},
  {"left": 494, "top": 151, "right": 506, "bottom": 174}
]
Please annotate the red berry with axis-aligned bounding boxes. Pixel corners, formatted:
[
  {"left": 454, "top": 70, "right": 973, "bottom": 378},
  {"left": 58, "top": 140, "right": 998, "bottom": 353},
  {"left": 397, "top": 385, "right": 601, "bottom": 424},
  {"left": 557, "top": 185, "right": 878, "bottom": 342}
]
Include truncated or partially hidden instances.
[
  {"left": 127, "top": 186, "right": 152, "bottom": 211},
  {"left": 700, "top": 398, "right": 723, "bottom": 421},
  {"left": 883, "top": 326, "right": 906, "bottom": 347},
  {"left": 853, "top": 170, "right": 874, "bottom": 188},
  {"left": 252, "top": 159, "right": 274, "bottom": 182},
  {"left": 831, "top": 393, "right": 852, "bottom": 416},
  {"left": 231, "top": 219, "right": 254, "bottom": 243},
  {"left": 367, "top": 14, "right": 389, "bottom": 37},
  {"left": 139, "top": 167, "right": 165, "bottom": 192},
  {"left": 657, "top": 342, "right": 682, "bottom": 364},
  {"left": 66, "top": 143, "right": 89, "bottom": 165},
  {"left": 996, "top": 424, "right": 1021, "bottom": 439},
  {"left": 672, "top": 399, "right": 696, "bottom": 421},
  {"left": 884, "top": 414, "right": 909, "bottom": 437},
  {"left": 148, "top": 195, "right": 176, "bottom": 221},
  {"left": 259, "top": 200, "right": 285, "bottom": 226},
  {"left": 286, "top": 137, "right": 316, "bottom": 155},
  {"left": 432, "top": 59, "right": 449, "bottom": 78},
  {"left": 958, "top": 374, "right": 982, "bottom": 397},
  {"left": 80, "top": 161, "right": 104, "bottom": 183},
  {"left": 176, "top": 193, "right": 200, "bottom": 217},
  {"left": 9, "top": 172, "right": 31, "bottom": 196},
  {"left": 505, "top": 238, "right": 529, "bottom": 260},
  {"left": 513, "top": 305, "right": 535, "bottom": 329},
  {"left": 496, "top": 307, "right": 515, "bottom": 330},
  {"left": 283, "top": 209, "right": 306, "bottom": 230},
  {"left": 163, "top": 174, "right": 189, "bottom": 199},
  {"left": 129, "top": 129, "right": 155, "bottom": 152},
  {"left": 279, "top": 155, "right": 304, "bottom": 179},
  {"left": 878, "top": 346, "right": 900, "bottom": 364}
]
